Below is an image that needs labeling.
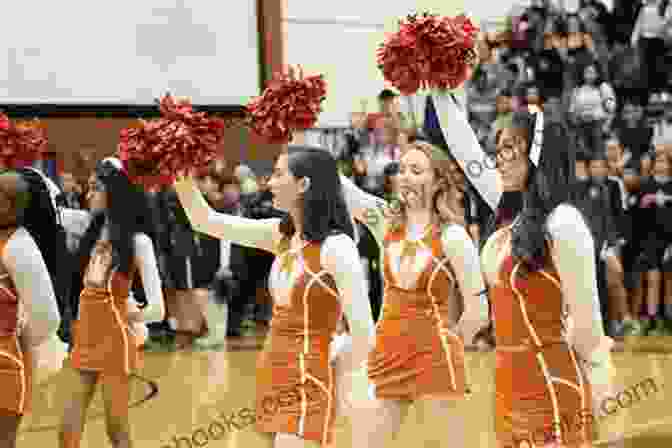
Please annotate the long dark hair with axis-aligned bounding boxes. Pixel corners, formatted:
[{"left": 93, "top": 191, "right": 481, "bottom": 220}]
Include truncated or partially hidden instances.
[
  {"left": 14, "top": 169, "right": 63, "bottom": 287},
  {"left": 281, "top": 146, "right": 354, "bottom": 243},
  {"left": 492, "top": 111, "right": 577, "bottom": 272},
  {"left": 17, "top": 168, "right": 74, "bottom": 341},
  {"left": 73, "top": 159, "right": 156, "bottom": 312}
]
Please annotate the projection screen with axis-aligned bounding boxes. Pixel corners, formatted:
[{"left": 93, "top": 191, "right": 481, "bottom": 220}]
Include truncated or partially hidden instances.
[{"left": 0, "top": 1, "right": 260, "bottom": 106}]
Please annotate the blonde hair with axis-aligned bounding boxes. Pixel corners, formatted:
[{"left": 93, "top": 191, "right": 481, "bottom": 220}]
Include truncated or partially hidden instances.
[{"left": 387, "top": 141, "right": 458, "bottom": 231}]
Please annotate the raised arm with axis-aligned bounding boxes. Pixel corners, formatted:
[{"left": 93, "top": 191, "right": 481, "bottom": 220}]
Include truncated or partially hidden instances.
[
  {"left": 441, "top": 224, "right": 488, "bottom": 344},
  {"left": 173, "top": 175, "right": 281, "bottom": 254},
  {"left": 548, "top": 205, "right": 613, "bottom": 363},
  {"left": 133, "top": 233, "right": 165, "bottom": 323},
  {"left": 3, "top": 228, "right": 60, "bottom": 348}
]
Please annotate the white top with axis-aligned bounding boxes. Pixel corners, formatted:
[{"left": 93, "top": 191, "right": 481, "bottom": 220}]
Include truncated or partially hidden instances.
[
  {"left": 338, "top": 174, "right": 488, "bottom": 344},
  {"left": 58, "top": 209, "right": 164, "bottom": 323},
  {"left": 173, "top": 176, "right": 375, "bottom": 365},
  {"left": 3, "top": 227, "right": 60, "bottom": 348},
  {"left": 480, "top": 204, "right": 612, "bottom": 363}
]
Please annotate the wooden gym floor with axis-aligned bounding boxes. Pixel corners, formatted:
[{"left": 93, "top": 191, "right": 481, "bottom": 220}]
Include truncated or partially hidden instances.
[{"left": 18, "top": 334, "right": 672, "bottom": 447}]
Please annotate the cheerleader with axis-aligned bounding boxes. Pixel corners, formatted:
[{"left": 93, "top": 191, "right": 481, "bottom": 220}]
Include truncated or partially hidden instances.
[
  {"left": 173, "top": 147, "right": 374, "bottom": 447},
  {"left": 59, "top": 157, "right": 164, "bottom": 448},
  {"left": 0, "top": 170, "right": 61, "bottom": 448},
  {"left": 337, "top": 139, "right": 488, "bottom": 447},
  {"left": 480, "top": 110, "right": 614, "bottom": 447}
]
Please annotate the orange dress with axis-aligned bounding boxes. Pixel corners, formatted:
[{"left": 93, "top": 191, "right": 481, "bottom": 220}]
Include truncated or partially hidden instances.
[
  {"left": 0, "top": 233, "right": 32, "bottom": 415},
  {"left": 367, "top": 224, "right": 468, "bottom": 400},
  {"left": 255, "top": 239, "right": 342, "bottom": 445},
  {"left": 488, "top": 228, "right": 592, "bottom": 448},
  {"left": 71, "top": 239, "right": 140, "bottom": 376}
]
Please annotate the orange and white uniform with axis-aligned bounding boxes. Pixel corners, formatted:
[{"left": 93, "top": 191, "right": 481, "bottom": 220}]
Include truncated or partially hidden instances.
[
  {"left": 0, "top": 227, "right": 60, "bottom": 415},
  {"left": 70, "top": 230, "right": 164, "bottom": 415},
  {"left": 173, "top": 177, "right": 373, "bottom": 446},
  {"left": 339, "top": 175, "right": 488, "bottom": 400},
  {"left": 481, "top": 204, "right": 613, "bottom": 447}
]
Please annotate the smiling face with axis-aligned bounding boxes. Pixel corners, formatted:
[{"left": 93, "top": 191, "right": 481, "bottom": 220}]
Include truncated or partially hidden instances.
[
  {"left": 495, "top": 127, "right": 530, "bottom": 191},
  {"left": 397, "top": 148, "right": 437, "bottom": 209},
  {"left": 266, "top": 153, "right": 307, "bottom": 212}
]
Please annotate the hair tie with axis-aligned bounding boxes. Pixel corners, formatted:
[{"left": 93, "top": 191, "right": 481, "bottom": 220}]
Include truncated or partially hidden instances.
[
  {"left": 101, "top": 156, "right": 129, "bottom": 177},
  {"left": 529, "top": 110, "right": 544, "bottom": 166}
]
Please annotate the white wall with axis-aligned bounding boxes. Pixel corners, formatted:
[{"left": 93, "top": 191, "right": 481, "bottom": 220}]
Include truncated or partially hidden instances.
[{"left": 0, "top": 1, "right": 260, "bottom": 105}]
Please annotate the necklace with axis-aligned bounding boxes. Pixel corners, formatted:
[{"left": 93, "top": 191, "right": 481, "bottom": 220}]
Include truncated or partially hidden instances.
[
  {"left": 400, "top": 224, "right": 433, "bottom": 260},
  {"left": 279, "top": 236, "right": 307, "bottom": 275}
]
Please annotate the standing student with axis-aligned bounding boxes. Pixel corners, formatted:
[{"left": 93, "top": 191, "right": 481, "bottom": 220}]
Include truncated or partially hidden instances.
[
  {"left": 0, "top": 170, "right": 62, "bottom": 448},
  {"left": 337, "top": 140, "right": 488, "bottom": 447},
  {"left": 174, "top": 148, "right": 374, "bottom": 447},
  {"left": 481, "top": 110, "right": 613, "bottom": 447},
  {"left": 60, "top": 157, "right": 164, "bottom": 448}
]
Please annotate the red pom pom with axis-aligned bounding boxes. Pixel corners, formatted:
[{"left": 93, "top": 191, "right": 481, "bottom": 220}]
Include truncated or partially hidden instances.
[
  {"left": 117, "top": 93, "right": 226, "bottom": 188},
  {"left": 0, "top": 114, "right": 48, "bottom": 168},
  {"left": 246, "top": 66, "right": 327, "bottom": 144},
  {"left": 377, "top": 13, "right": 479, "bottom": 95}
]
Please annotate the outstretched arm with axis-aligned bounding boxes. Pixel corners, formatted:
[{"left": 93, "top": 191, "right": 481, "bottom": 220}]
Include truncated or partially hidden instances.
[{"left": 173, "top": 175, "right": 281, "bottom": 254}]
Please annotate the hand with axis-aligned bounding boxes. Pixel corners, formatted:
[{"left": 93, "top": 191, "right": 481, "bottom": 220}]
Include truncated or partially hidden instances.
[{"left": 641, "top": 193, "right": 657, "bottom": 208}]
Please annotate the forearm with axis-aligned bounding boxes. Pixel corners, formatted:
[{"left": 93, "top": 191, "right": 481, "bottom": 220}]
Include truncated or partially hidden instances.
[{"left": 174, "top": 176, "right": 279, "bottom": 253}]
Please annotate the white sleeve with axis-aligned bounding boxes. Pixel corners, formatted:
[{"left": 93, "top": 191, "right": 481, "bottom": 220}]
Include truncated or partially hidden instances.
[
  {"left": 174, "top": 176, "right": 280, "bottom": 254},
  {"left": 441, "top": 224, "right": 488, "bottom": 344},
  {"left": 133, "top": 233, "right": 165, "bottom": 323},
  {"left": 3, "top": 228, "right": 60, "bottom": 348},
  {"left": 61, "top": 208, "right": 92, "bottom": 239},
  {"left": 339, "top": 174, "right": 387, "bottom": 222},
  {"left": 321, "top": 234, "right": 375, "bottom": 368},
  {"left": 548, "top": 205, "right": 612, "bottom": 362}
]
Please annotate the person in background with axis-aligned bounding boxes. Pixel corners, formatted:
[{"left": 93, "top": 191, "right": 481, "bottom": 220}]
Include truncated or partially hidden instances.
[
  {"left": 615, "top": 100, "right": 653, "bottom": 161},
  {"left": 563, "top": 13, "right": 604, "bottom": 85},
  {"left": 237, "top": 178, "right": 285, "bottom": 333},
  {"left": 569, "top": 63, "right": 617, "bottom": 157},
  {"left": 367, "top": 88, "right": 407, "bottom": 132},
  {"left": 353, "top": 117, "right": 401, "bottom": 197},
  {"left": 631, "top": 0, "right": 671, "bottom": 103},
  {"left": 531, "top": 23, "right": 566, "bottom": 100},
  {"left": 589, "top": 152, "right": 632, "bottom": 338},
  {"left": 157, "top": 169, "right": 223, "bottom": 349},
  {"left": 633, "top": 146, "right": 672, "bottom": 335},
  {"left": 466, "top": 64, "right": 501, "bottom": 132}
]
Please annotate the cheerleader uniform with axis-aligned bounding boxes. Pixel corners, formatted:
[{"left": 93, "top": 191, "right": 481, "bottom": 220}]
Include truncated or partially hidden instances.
[
  {"left": 481, "top": 204, "right": 612, "bottom": 447},
  {"left": 70, "top": 231, "right": 164, "bottom": 416},
  {"left": 173, "top": 177, "right": 373, "bottom": 446},
  {"left": 338, "top": 175, "right": 488, "bottom": 400},
  {"left": 0, "top": 227, "right": 60, "bottom": 415}
]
